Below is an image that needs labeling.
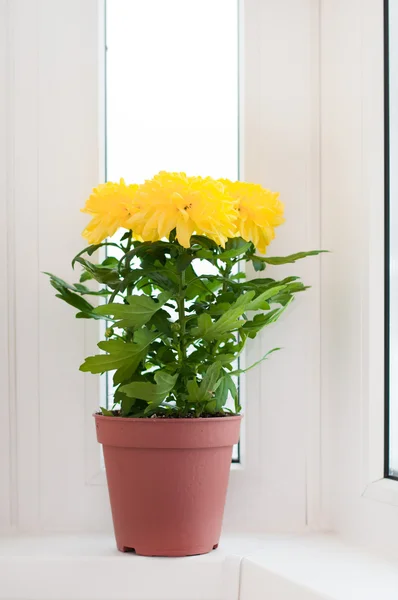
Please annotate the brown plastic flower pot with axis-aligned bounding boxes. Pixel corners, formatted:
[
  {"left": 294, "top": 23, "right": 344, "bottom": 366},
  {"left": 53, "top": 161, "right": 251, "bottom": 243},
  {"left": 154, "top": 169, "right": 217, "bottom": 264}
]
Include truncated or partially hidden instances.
[{"left": 95, "top": 414, "right": 242, "bottom": 557}]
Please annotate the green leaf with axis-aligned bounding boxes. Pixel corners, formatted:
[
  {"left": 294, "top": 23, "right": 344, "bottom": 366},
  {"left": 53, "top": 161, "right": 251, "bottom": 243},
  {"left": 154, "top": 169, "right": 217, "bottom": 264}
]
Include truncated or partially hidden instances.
[
  {"left": 217, "top": 292, "right": 236, "bottom": 304},
  {"left": 120, "top": 230, "right": 132, "bottom": 242},
  {"left": 80, "top": 270, "right": 93, "bottom": 283},
  {"left": 248, "top": 250, "right": 327, "bottom": 266},
  {"left": 190, "top": 235, "right": 219, "bottom": 251},
  {"left": 120, "top": 396, "right": 136, "bottom": 416},
  {"left": 186, "top": 378, "right": 203, "bottom": 403},
  {"left": 102, "top": 256, "right": 119, "bottom": 268},
  {"left": 93, "top": 292, "right": 171, "bottom": 328},
  {"left": 108, "top": 268, "right": 160, "bottom": 302},
  {"left": 155, "top": 345, "right": 177, "bottom": 364},
  {"left": 176, "top": 253, "right": 194, "bottom": 272},
  {"left": 227, "top": 375, "right": 239, "bottom": 412},
  {"left": 196, "top": 313, "right": 214, "bottom": 336},
  {"left": 243, "top": 276, "right": 299, "bottom": 292},
  {"left": 148, "top": 271, "right": 179, "bottom": 292},
  {"left": 251, "top": 257, "right": 266, "bottom": 272},
  {"left": 230, "top": 348, "right": 281, "bottom": 375},
  {"left": 231, "top": 272, "right": 246, "bottom": 280},
  {"left": 74, "top": 257, "right": 120, "bottom": 285},
  {"left": 123, "top": 241, "right": 174, "bottom": 271},
  {"left": 212, "top": 377, "right": 228, "bottom": 412},
  {"left": 208, "top": 302, "right": 232, "bottom": 316},
  {"left": 218, "top": 241, "right": 252, "bottom": 262},
  {"left": 194, "top": 249, "right": 215, "bottom": 261},
  {"left": 120, "top": 370, "right": 178, "bottom": 407},
  {"left": 148, "top": 309, "right": 173, "bottom": 336},
  {"left": 184, "top": 265, "right": 217, "bottom": 300},
  {"left": 187, "top": 362, "right": 222, "bottom": 404},
  {"left": 213, "top": 372, "right": 238, "bottom": 411},
  {"left": 214, "top": 353, "right": 236, "bottom": 366},
  {"left": 224, "top": 237, "right": 252, "bottom": 252},
  {"left": 233, "top": 291, "right": 256, "bottom": 307},
  {"left": 242, "top": 297, "right": 294, "bottom": 338},
  {"left": 44, "top": 272, "right": 100, "bottom": 318},
  {"left": 270, "top": 281, "right": 309, "bottom": 306},
  {"left": 79, "top": 329, "right": 158, "bottom": 379},
  {"left": 246, "top": 285, "right": 288, "bottom": 310},
  {"left": 100, "top": 407, "right": 114, "bottom": 416},
  {"left": 200, "top": 361, "right": 222, "bottom": 395},
  {"left": 45, "top": 272, "right": 109, "bottom": 299},
  {"left": 44, "top": 272, "right": 76, "bottom": 293},
  {"left": 71, "top": 242, "right": 121, "bottom": 268},
  {"left": 185, "top": 347, "right": 209, "bottom": 365},
  {"left": 196, "top": 292, "right": 256, "bottom": 340}
]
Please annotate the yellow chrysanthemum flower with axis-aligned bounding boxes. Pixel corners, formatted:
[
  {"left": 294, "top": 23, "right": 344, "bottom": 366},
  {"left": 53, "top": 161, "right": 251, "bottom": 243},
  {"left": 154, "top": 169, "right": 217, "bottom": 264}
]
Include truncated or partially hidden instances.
[
  {"left": 220, "top": 180, "right": 284, "bottom": 254},
  {"left": 126, "top": 171, "right": 238, "bottom": 248},
  {"left": 81, "top": 179, "right": 138, "bottom": 244}
]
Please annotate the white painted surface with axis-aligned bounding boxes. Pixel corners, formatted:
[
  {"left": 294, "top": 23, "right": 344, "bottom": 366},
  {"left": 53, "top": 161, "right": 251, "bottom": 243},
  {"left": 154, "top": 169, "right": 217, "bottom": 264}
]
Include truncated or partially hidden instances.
[
  {"left": 0, "top": 534, "right": 261, "bottom": 600},
  {"left": 320, "top": 0, "right": 398, "bottom": 550},
  {"left": 1, "top": 534, "right": 398, "bottom": 600},
  {"left": 362, "top": 477, "right": 398, "bottom": 506},
  {"left": 241, "top": 536, "right": 398, "bottom": 600},
  {"left": 226, "top": 0, "right": 321, "bottom": 534},
  {"left": 0, "top": 0, "right": 13, "bottom": 531}
]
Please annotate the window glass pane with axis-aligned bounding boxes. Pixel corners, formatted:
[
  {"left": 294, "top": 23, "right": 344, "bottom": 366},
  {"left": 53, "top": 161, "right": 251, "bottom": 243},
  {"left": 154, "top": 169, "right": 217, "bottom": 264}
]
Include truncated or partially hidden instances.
[
  {"left": 106, "top": 0, "right": 238, "bottom": 182},
  {"left": 388, "top": 0, "right": 398, "bottom": 476},
  {"left": 105, "top": 0, "right": 240, "bottom": 460}
]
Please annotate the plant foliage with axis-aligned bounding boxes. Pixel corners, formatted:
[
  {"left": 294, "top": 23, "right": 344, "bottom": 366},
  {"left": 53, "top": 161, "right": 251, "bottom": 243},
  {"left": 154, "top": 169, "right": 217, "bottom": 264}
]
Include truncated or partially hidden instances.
[{"left": 45, "top": 233, "right": 325, "bottom": 417}]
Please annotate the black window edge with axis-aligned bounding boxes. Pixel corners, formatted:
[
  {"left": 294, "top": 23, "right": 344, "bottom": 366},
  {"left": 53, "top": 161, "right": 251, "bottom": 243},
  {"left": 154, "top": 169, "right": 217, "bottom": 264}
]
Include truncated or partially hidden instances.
[{"left": 384, "top": 0, "right": 395, "bottom": 479}]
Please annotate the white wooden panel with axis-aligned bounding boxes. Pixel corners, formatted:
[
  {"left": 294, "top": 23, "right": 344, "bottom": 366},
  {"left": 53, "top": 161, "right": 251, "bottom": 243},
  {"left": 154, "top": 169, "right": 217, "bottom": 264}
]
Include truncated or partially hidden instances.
[
  {"left": 224, "top": 0, "right": 321, "bottom": 533},
  {"left": 11, "top": 0, "right": 41, "bottom": 531},
  {"left": 36, "top": 0, "right": 110, "bottom": 530},
  {"left": 0, "top": 0, "right": 13, "bottom": 530}
]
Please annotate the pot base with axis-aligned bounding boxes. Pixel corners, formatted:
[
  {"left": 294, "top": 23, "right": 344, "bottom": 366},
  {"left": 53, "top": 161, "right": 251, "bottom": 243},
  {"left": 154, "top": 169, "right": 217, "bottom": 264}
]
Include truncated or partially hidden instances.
[{"left": 117, "top": 542, "right": 219, "bottom": 557}]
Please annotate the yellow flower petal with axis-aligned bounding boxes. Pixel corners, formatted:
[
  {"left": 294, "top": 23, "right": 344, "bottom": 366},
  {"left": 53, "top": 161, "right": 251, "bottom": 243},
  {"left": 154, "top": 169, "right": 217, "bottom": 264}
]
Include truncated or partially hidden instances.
[
  {"left": 220, "top": 179, "right": 284, "bottom": 254},
  {"left": 126, "top": 171, "right": 238, "bottom": 247},
  {"left": 176, "top": 217, "right": 195, "bottom": 249},
  {"left": 81, "top": 172, "right": 283, "bottom": 252},
  {"left": 81, "top": 179, "right": 138, "bottom": 243}
]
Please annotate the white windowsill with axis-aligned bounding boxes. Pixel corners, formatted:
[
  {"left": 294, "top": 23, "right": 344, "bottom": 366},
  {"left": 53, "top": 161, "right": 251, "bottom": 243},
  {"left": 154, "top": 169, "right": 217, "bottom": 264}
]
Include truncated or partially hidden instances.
[
  {"left": 362, "top": 477, "right": 398, "bottom": 506},
  {"left": 0, "top": 533, "right": 262, "bottom": 600},
  {"left": 1, "top": 534, "right": 398, "bottom": 600}
]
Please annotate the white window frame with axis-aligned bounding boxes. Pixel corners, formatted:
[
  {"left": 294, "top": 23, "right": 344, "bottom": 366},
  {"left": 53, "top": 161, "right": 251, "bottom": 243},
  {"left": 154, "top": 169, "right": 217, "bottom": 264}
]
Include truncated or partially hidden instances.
[{"left": 319, "top": 0, "right": 398, "bottom": 552}]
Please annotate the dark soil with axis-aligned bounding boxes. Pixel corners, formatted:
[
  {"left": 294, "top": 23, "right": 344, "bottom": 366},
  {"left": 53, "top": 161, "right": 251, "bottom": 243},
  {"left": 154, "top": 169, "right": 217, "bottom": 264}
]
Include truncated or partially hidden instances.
[
  {"left": 97, "top": 411, "right": 237, "bottom": 419},
  {"left": 149, "top": 412, "right": 231, "bottom": 419}
]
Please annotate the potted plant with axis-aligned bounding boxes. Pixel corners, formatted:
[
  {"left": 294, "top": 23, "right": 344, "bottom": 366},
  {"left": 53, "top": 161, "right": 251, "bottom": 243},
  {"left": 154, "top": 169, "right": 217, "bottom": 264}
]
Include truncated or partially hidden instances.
[{"left": 46, "top": 171, "right": 323, "bottom": 556}]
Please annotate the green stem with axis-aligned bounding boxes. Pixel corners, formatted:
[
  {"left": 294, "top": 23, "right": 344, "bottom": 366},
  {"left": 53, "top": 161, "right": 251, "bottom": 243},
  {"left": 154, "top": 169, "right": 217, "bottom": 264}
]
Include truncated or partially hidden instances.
[
  {"left": 212, "top": 340, "right": 221, "bottom": 356},
  {"left": 222, "top": 264, "right": 232, "bottom": 293},
  {"left": 121, "top": 230, "right": 133, "bottom": 253},
  {"left": 176, "top": 267, "right": 189, "bottom": 415},
  {"left": 177, "top": 268, "right": 186, "bottom": 364},
  {"left": 124, "top": 233, "right": 134, "bottom": 297}
]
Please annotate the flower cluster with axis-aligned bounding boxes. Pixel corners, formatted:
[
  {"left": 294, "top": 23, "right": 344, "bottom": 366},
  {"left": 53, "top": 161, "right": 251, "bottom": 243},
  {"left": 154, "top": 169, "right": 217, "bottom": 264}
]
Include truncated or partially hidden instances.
[{"left": 81, "top": 171, "right": 284, "bottom": 253}]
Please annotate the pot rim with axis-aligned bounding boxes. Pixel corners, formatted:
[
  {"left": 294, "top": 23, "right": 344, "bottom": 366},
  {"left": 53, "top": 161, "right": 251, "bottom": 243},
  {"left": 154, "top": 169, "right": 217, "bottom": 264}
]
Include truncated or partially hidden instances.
[{"left": 93, "top": 413, "right": 243, "bottom": 423}]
